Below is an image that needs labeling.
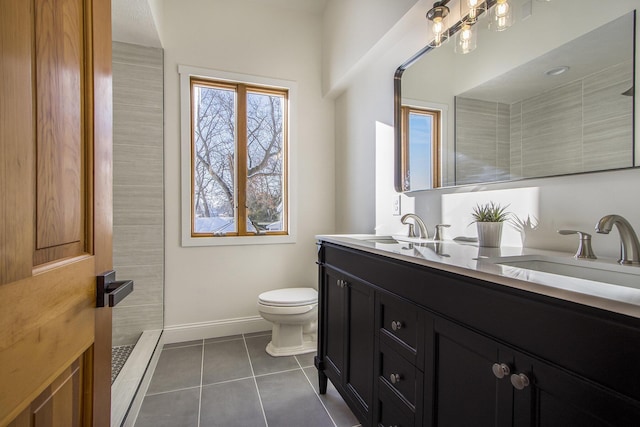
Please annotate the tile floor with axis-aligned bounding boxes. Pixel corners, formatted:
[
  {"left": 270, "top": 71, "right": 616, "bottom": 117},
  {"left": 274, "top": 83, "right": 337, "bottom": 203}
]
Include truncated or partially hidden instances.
[{"left": 133, "top": 331, "right": 361, "bottom": 427}]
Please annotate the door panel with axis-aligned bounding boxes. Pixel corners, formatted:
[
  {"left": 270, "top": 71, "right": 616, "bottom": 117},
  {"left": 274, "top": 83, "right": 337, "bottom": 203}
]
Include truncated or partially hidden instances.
[
  {"left": 0, "top": 0, "right": 113, "bottom": 425},
  {"left": 35, "top": 0, "right": 85, "bottom": 259},
  {"left": 0, "top": 0, "right": 34, "bottom": 285}
]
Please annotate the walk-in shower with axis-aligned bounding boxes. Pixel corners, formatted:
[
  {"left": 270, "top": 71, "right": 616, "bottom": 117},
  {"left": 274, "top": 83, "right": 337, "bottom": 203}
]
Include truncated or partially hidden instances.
[{"left": 111, "top": 41, "right": 165, "bottom": 426}]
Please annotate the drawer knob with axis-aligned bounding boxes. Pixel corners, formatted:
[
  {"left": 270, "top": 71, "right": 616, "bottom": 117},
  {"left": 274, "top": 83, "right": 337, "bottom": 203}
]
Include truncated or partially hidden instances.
[
  {"left": 510, "top": 373, "right": 530, "bottom": 390},
  {"left": 491, "top": 363, "right": 510, "bottom": 379},
  {"left": 391, "top": 320, "right": 403, "bottom": 331},
  {"left": 389, "top": 373, "right": 402, "bottom": 384}
]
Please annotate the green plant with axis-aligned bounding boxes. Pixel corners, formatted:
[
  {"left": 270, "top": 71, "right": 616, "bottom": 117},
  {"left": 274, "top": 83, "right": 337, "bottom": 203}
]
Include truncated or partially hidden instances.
[{"left": 470, "top": 201, "right": 510, "bottom": 223}]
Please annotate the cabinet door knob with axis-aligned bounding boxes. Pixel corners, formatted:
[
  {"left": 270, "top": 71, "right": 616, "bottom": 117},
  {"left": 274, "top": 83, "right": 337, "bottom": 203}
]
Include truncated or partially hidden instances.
[
  {"left": 391, "top": 320, "right": 403, "bottom": 331},
  {"left": 510, "top": 373, "right": 530, "bottom": 390},
  {"left": 389, "top": 373, "right": 402, "bottom": 384},
  {"left": 492, "top": 363, "right": 511, "bottom": 379},
  {"left": 337, "top": 279, "right": 347, "bottom": 288}
]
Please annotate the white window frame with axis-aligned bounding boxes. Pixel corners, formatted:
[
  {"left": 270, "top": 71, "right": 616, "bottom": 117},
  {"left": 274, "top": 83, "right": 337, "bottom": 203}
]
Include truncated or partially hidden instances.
[{"left": 179, "top": 65, "right": 297, "bottom": 246}]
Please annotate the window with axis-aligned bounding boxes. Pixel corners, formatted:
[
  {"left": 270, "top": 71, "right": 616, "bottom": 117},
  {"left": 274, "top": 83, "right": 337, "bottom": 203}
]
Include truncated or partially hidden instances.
[
  {"left": 401, "top": 106, "right": 441, "bottom": 189},
  {"left": 180, "top": 66, "right": 296, "bottom": 246}
]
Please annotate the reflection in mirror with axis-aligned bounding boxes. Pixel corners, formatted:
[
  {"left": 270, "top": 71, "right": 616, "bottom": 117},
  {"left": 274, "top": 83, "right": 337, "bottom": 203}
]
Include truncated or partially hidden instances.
[{"left": 395, "top": 1, "right": 636, "bottom": 192}]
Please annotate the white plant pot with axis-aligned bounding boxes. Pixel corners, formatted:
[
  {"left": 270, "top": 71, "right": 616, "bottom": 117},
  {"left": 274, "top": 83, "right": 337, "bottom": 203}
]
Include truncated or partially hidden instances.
[{"left": 476, "top": 222, "right": 503, "bottom": 248}]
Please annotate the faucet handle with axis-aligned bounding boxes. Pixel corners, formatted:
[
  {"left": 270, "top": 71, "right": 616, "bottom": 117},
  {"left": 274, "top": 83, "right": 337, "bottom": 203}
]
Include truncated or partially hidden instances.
[
  {"left": 434, "top": 224, "right": 451, "bottom": 241},
  {"left": 406, "top": 223, "right": 418, "bottom": 238},
  {"left": 558, "top": 230, "right": 597, "bottom": 259}
]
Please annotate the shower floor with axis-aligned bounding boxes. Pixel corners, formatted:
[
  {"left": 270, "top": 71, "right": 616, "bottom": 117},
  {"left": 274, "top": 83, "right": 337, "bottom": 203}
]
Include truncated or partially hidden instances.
[{"left": 112, "top": 345, "right": 135, "bottom": 384}]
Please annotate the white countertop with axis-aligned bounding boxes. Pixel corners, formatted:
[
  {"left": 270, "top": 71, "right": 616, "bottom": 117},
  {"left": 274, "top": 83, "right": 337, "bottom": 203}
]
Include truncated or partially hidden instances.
[{"left": 317, "top": 234, "right": 640, "bottom": 319}]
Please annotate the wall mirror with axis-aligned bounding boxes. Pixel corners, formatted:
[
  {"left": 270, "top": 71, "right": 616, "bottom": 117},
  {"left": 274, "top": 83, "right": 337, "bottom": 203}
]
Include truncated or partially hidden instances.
[{"left": 394, "top": 0, "right": 636, "bottom": 192}]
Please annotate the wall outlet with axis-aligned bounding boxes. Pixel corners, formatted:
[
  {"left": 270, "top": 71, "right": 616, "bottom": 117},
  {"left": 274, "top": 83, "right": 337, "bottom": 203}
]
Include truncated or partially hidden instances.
[{"left": 392, "top": 195, "right": 401, "bottom": 216}]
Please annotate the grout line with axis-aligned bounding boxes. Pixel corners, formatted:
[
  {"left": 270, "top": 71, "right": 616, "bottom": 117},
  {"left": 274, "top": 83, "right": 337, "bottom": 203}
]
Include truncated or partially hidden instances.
[
  {"left": 202, "top": 375, "right": 256, "bottom": 388},
  {"left": 197, "top": 338, "right": 205, "bottom": 427},
  {"left": 243, "top": 334, "right": 269, "bottom": 427},
  {"left": 145, "top": 384, "right": 201, "bottom": 397},
  {"left": 298, "top": 359, "right": 338, "bottom": 427},
  {"left": 253, "top": 367, "right": 304, "bottom": 379}
]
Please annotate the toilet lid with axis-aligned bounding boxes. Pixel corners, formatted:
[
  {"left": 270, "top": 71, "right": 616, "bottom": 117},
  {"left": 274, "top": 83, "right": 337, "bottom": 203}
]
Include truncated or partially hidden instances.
[{"left": 258, "top": 287, "right": 318, "bottom": 307}]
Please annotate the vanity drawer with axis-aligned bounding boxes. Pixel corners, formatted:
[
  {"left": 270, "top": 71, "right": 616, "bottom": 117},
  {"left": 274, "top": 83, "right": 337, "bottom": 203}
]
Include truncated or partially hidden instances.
[
  {"left": 377, "top": 291, "right": 425, "bottom": 365},
  {"left": 377, "top": 379, "right": 417, "bottom": 427},
  {"left": 379, "top": 341, "right": 422, "bottom": 407}
]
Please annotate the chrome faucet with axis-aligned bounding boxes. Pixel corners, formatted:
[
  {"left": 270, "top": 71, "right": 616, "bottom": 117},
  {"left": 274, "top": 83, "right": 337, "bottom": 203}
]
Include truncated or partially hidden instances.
[
  {"left": 401, "top": 213, "right": 429, "bottom": 240},
  {"left": 595, "top": 215, "right": 640, "bottom": 265}
]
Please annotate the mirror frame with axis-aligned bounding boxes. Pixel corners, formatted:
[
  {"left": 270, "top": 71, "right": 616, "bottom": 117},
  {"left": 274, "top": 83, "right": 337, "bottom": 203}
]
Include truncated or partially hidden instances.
[{"left": 394, "top": 0, "right": 636, "bottom": 192}]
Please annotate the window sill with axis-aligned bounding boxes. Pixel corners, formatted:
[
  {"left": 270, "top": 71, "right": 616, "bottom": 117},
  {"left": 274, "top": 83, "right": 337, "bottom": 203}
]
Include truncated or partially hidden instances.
[{"left": 181, "top": 234, "right": 296, "bottom": 247}]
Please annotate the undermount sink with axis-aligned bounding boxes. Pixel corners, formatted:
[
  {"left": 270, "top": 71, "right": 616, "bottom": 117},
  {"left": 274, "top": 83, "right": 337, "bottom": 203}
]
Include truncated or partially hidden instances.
[{"left": 484, "top": 254, "right": 640, "bottom": 289}]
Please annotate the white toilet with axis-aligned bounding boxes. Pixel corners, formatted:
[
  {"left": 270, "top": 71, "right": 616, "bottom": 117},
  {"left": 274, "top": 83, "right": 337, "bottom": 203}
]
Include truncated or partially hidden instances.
[{"left": 257, "top": 287, "right": 318, "bottom": 357}]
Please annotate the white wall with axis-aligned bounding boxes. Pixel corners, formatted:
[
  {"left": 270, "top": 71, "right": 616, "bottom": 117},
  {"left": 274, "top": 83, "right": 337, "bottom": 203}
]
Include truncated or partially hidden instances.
[
  {"left": 329, "top": 0, "right": 640, "bottom": 260},
  {"left": 159, "top": 0, "right": 334, "bottom": 341}
]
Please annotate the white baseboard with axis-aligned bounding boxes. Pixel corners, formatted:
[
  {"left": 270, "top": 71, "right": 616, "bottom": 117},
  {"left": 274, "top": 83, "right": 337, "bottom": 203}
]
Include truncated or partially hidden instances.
[{"left": 163, "top": 316, "right": 271, "bottom": 344}]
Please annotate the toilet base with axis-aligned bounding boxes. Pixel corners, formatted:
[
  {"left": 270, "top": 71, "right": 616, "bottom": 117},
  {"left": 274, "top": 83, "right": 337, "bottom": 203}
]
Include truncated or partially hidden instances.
[
  {"left": 265, "top": 338, "right": 316, "bottom": 357},
  {"left": 265, "top": 322, "right": 317, "bottom": 357}
]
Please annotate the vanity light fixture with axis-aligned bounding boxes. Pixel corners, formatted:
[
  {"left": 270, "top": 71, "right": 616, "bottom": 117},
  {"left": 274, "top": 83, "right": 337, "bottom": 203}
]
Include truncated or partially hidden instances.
[
  {"left": 426, "top": 0, "right": 451, "bottom": 47},
  {"left": 455, "top": 23, "right": 477, "bottom": 54},
  {"left": 489, "top": 0, "right": 513, "bottom": 31},
  {"left": 463, "top": 0, "right": 487, "bottom": 24}
]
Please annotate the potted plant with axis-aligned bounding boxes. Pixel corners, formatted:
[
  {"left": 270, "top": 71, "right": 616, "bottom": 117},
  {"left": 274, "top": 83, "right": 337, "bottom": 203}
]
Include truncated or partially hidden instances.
[{"left": 470, "top": 202, "right": 510, "bottom": 247}]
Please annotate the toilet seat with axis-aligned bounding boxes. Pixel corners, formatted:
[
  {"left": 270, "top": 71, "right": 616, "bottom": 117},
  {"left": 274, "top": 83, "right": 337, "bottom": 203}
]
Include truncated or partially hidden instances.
[{"left": 258, "top": 287, "right": 317, "bottom": 307}]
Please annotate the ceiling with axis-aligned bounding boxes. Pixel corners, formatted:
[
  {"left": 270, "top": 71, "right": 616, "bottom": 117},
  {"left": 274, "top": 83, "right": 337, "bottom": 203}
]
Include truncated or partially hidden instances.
[{"left": 112, "top": 0, "right": 328, "bottom": 48}]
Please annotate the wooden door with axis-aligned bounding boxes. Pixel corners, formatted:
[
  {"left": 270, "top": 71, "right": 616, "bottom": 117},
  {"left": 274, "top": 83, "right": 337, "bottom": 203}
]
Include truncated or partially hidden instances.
[{"left": 0, "top": 0, "right": 113, "bottom": 425}]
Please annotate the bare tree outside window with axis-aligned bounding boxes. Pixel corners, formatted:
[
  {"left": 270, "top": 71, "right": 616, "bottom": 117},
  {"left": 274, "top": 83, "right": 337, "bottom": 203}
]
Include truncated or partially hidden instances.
[{"left": 191, "top": 79, "right": 287, "bottom": 236}]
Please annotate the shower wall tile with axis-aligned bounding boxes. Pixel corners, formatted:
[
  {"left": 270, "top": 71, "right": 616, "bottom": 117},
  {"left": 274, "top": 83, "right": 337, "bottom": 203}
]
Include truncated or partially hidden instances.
[
  {"left": 113, "top": 143, "right": 164, "bottom": 187},
  {"left": 113, "top": 105, "right": 163, "bottom": 148},
  {"left": 112, "top": 42, "right": 164, "bottom": 347},
  {"left": 509, "top": 102, "right": 522, "bottom": 179},
  {"left": 113, "top": 225, "right": 164, "bottom": 268},
  {"left": 113, "top": 304, "right": 164, "bottom": 346},
  {"left": 113, "top": 62, "right": 163, "bottom": 108},
  {"left": 114, "top": 185, "right": 164, "bottom": 226},
  {"left": 583, "top": 114, "right": 634, "bottom": 171},
  {"left": 113, "top": 42, "right": 163, "bottom": 68},
  {"left": 115, "top": 264, "right": 164, "bottom": 307}
]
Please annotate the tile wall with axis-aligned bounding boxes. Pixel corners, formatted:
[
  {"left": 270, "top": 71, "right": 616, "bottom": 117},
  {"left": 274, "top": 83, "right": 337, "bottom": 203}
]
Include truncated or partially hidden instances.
[
  {"left": 112, "top": 42, "right": 164, "bottom": 346},
  {"left": 456, "top": 60, "right": 633, "bottom": 185}
]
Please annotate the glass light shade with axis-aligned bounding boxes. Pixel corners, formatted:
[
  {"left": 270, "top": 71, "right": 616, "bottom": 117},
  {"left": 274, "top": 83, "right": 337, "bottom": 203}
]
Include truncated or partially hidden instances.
[
  {"left": 464, "top": 0, "right": 487, "bottom": 24},
  {"left": 427, "top": 3, "right": 450, "bottom": 48},
  {"left": 430, "top": 15, "right": 449, "bottom": 47},
  {"left": 455, "top": 24, "right": 477, "bottom": 54},
  {"left": 489, "top": 0, "right": 513, "bottom": 31}
]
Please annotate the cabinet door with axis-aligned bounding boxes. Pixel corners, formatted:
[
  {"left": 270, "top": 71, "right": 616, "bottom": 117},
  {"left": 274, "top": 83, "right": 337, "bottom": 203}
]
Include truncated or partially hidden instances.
[
  {"left": 429, "top": 319, "right": 514, "bottom": 427},
  {"left": 344, "top": 275, "right": 375, "bottom": 423},
  {"left": 514, "top": 353, "right": 640, "bottom": 427},
  {"left": 321, "top": 270, "right": 346, "bottom": 384},
  {"left": 319, "top": 267, "right": 375, "bottom": 425}
]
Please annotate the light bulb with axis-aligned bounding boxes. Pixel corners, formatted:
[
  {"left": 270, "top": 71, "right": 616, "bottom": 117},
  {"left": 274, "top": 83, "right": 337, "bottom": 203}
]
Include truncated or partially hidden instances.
[
  {"left": 455, "top": 23, "right": 476, "bottom": 54},
  {"left": 464, "top": 0, "right": 486, "bottom": 24},
  {"left": 432, "top": 18, "right": 444, "bottom": 35},
  {"left": 496, "top": 2, "right": 509, "bottom": 17},
  {"left": 490, "top": 0, "right": 512, "bottom": 31}
]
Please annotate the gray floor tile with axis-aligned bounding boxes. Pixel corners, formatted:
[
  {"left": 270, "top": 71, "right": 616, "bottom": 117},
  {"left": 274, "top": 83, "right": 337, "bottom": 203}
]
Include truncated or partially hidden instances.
[
  {"left": 202, "top": 339, "right": 253, "bottom": 385},
  {"left": 204, "top": 334, "right": 242, "bottom": 344},
  {"left": 304, "top": 367, "right": 360, "bottom": 427},
  {"left": 245, "top": 335, "right": 299, "bottom": 375},
  {"left": 163, "top": 339, "right": 202, "bottom": 349},
  {"left": 134, "top": 387, "right": 199, "bottom": 427},
  {"left": 295, "top": 352, "right": 316, "bottom": 368},
  {"left": 147, "top": 345, "right": 203, "bottom": 394},
  {"left": 200, "top": 378, "right": 266, "bottom": 427},
  {"left": 257, "top": 370, "right": 334, "bottom": 427}
]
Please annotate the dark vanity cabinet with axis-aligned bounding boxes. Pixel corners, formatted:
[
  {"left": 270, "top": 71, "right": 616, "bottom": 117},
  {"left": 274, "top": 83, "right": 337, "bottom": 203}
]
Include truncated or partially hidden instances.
[
  {"left": 318, "top": 265, "right": 375, "bottom": 424},
  {"left": 315, "top": 242, "right": 640, "bottom": 427}
]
